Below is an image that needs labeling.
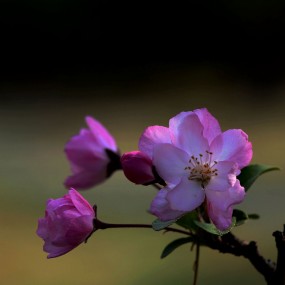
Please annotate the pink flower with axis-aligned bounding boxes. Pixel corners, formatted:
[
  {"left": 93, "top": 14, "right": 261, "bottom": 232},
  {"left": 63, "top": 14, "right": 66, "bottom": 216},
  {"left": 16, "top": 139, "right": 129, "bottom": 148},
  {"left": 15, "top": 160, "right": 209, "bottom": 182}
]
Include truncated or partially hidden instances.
[
  {"left": 121, "top": 151, "right": 156, "bottom": 184},
  {"left": 37, "top": 188, "right": 95, "bottom": 258},
  {"left": 64, "top": 116, "right": 121, "bottom": 190},
  {"left": 146, "top": 108, "right": 252, "bottom": 230}
]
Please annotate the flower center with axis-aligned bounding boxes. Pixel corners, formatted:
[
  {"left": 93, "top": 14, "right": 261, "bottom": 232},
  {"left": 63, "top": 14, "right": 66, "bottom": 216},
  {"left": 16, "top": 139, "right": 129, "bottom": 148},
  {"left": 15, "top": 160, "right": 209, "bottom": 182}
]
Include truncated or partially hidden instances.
[{"left": 185, "top": 151, "right": 218, "bottom": 188}]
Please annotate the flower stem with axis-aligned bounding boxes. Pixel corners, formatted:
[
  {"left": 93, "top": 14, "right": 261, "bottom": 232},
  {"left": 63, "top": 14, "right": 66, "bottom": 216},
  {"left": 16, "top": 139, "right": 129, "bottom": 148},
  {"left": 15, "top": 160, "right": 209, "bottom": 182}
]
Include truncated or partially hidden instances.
[
  {"left": 192, "top": 241, "right": 200, "bottom": 285},
  {"left": 94, "top": 219, "right": 191, "bottom": 236}
]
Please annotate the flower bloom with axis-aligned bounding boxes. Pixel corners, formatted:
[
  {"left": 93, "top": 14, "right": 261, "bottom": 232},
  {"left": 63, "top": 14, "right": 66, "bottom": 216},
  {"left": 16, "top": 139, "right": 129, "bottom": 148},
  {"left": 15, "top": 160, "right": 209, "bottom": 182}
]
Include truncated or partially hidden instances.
[
  {"left": 37, "top": 188, "right": 95, "bottom": 258},
  {"left": 145, "top": 108, "right": 252, "bottom": 230},
  {"left": 65, "top": 116, "right": 121, "bottom": 190}
]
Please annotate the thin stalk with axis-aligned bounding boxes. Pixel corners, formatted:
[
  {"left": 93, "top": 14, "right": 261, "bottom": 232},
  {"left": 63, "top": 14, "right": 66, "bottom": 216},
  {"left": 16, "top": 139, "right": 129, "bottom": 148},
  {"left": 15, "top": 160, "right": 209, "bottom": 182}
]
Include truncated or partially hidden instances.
[
  {"left": 95, "top": 220, "right": 191, "bottom": 236},
  {"left": 193, "top": 241, "right": 200, "bottom": 285}
]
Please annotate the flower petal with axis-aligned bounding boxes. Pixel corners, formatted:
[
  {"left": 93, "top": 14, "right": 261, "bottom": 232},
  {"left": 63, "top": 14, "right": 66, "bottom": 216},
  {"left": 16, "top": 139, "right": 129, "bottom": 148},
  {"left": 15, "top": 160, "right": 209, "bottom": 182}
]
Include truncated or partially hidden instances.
[
  {"left": 64, "top": 166, "right": 107, "bottom": 190},
  {"left": 170, "top": 113, "right": 209, "bottom": 157},
  {"left": 150, "top": 187, "right": 185, "bottom": 221},
  {"left": 169, "top": 108, "right": 221, "bottom": 145},
  {"left": 153, "top": 143, "right": 189, "bottom": 184},
  {"left": 65, "top": 129, "right": 107, "bottom": 167},
  {"left": 65, "top": 215, "right": 94, "bottom": 245},
  {"left": 44, "top": 243, "right": 74, "bottom": 259},
  {"left": 85, "top": 116, "right": 117, "bottom": 151},
  {"left": 205, "top": 180, "right": 245, "bottom": 230},
  {"left": 210, "top": 129, "right": 253, "bottom": 169},
  {"left": 69, "top": 189, "right": 95, "bottom": 216},
  {"left": 138, "top": 126, "right": 171, "bottom": 158},
  {"left": 169, "top": 111, "right": 193, "bottom": 138},
  {"left": 193, "top": 108, "right": 222, "bottom": 143},
  {"left": 167, "top": 177, "right": 205, "bottom": 212},
  {"left": 206, "top": 161, "right": 239, "bottom": 192}
]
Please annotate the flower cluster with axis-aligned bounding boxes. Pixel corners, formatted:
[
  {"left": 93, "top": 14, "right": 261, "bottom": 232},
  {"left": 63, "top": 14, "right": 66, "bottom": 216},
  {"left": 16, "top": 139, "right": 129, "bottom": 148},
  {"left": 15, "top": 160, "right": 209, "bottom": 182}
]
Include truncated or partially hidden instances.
[{"left": 37, "top": 108, "right": 252, "bottom": 257}]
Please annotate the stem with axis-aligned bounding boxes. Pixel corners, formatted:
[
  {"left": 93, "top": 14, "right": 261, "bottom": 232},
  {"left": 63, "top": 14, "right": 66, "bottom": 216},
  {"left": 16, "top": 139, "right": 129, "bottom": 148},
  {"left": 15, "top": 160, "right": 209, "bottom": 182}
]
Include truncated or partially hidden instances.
[
  {"left": 152, "top": 184, "right": 162, "bottom": 190},
  {"left": 94, "top": 219, "right": 191, "bottom": 236},
  {"left": 193, "top": 241, "right": 200, "bottom": 285}
]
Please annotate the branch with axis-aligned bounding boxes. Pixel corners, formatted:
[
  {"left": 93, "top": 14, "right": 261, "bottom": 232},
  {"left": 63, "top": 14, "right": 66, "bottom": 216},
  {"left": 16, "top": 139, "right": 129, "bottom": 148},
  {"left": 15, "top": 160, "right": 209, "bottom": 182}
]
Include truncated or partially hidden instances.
[
  {"left": 199, "top": 225, "right": 285, "bottom": 285},
  {"left": 272, "top": 225, "right": 285, "bottom": 284}
]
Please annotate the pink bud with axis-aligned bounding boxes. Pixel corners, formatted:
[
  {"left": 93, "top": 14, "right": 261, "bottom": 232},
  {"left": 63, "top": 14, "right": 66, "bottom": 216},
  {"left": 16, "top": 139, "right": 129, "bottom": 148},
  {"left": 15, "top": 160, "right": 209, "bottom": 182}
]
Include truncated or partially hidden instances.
[
  {"left": 36, "top": 188, "right": 95, "bottom": 258},
  {"left": 121, "top": 151, "right": 155, "bottom": 184}
]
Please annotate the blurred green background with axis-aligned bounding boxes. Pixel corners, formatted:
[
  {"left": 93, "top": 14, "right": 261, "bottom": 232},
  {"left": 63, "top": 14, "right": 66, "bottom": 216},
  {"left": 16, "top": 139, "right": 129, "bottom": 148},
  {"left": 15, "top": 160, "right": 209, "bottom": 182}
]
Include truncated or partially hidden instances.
[{"left": 1, "top": 1, "right": 285, "bottom": 284}]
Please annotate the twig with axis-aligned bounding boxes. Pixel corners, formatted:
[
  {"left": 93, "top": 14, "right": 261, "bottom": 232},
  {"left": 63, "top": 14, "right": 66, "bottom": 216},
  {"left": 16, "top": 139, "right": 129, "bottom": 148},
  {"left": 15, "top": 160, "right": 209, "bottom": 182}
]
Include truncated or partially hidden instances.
[
  {"left": 192, "top": 241, "right": 200, "bottom": 285},
  {"left": 272, "top": 225, "right": 285, "bottom": 285}
]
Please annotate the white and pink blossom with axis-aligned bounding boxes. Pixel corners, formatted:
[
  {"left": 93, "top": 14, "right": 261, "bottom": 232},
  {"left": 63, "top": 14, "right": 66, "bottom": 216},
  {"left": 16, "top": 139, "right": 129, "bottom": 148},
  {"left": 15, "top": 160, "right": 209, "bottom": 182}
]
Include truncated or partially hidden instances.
[{"left": 144, "top": 108, "right": 252, "bottom": 230}]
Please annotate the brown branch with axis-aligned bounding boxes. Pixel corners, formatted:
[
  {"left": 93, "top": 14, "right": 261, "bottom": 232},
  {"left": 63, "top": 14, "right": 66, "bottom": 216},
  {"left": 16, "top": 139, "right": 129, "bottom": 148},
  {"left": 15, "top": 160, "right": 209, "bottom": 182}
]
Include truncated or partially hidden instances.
[
  {"left": 272, "top": 225, "right": 285, "bottom": 285},
  {"left": 198, "top": 225, "right": 285, "bottom": 285}
]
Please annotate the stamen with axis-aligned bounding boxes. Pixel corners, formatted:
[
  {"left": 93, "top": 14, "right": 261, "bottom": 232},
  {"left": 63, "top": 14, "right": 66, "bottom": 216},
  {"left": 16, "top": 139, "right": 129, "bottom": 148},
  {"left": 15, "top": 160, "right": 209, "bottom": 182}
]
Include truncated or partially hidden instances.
[
  {"left": 186, "top": 150, "right": 219, "bottom": 187},
  {"left": 199, "top": 154, "right": 203, "bottom": 164}
]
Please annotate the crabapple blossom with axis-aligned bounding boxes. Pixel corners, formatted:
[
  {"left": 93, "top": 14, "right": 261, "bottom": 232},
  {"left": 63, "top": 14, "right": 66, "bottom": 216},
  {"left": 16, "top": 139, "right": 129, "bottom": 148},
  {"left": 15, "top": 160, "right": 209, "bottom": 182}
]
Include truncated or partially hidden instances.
[
  {"left": 64, "top": 116, "right": 121, "bottom": 190},
  {"left": 145, "top": 108, "right": 252, "bottom": 230},
  {"left": 37, "top": 188, "right": 95, "bottom": 258}
]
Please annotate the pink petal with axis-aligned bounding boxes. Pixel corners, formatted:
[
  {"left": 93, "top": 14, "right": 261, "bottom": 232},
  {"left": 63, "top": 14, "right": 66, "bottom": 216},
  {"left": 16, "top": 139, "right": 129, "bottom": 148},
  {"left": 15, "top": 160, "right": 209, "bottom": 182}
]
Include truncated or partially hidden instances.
[
  {"left": 65, "top": 215, "right": 94, "bottom": 245},
  {"left": 150, "top": 188, "right": 185, "bottom": 221},
  {"left": 69, "top": 189, "right": 95, "bottom": 216},
  {"left": 153, "top": 144, "right": 189, "bottom": 185},
  {"left": 64, "top": 167, "right": 107, "bottom": 190},
  {"left": 169, "top": 111, "right": 193, "bottom": 139},
  {"left": 170, "top": 113, "right": 209, "bottom": 157},
  {"left": 37, "top": 218, "right": 48, "bottom": 239},
  {"left": 193, "top": 108, "right": 222, "bottom": 144},
  {"left": 206, "top": 161, "right": 239, "bottom": 192},
  {"left": 167, "top": 177, "right": 205, "bottom": 212},
  {"left": 169, "top": 109, "right": 221, "bottom": 145},
  {"left": 138, "top": 126, "right": 171, "bottom": 159},
  {"left": 45, "top": 243, "right": 74, "bottom": 259},
  {"left": 46, "top": 197, "right": 73, "bottom": 211},
  {"left": 121, "top": 151, "right": 155, "bottom": 184},
  {"left": 205, "top": 180, "right": 245, "bottom": 231},
  {"left": 210, "top": 129, "right": 253, "bottom": 169},
  {"left": 85, "top": 116, "right": 117, "bottom": 152},
  {"left": 64, "top": 129, "right": 107, "bottom": 167}
]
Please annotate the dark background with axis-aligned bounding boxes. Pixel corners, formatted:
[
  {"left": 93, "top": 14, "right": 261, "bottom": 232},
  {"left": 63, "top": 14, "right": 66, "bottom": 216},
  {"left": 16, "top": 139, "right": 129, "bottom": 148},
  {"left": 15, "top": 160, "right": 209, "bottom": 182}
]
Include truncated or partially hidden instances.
[{"left": 1, "top": 0, "right": 285, "bottom": 86}]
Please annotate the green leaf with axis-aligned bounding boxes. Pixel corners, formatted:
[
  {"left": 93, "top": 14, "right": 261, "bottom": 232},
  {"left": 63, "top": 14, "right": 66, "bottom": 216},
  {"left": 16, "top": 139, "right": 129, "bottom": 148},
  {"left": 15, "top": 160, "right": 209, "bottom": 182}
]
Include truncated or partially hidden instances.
[
  {"left": 176, "top": 211, "right": 199, "bottom": 231},
  {"left": 233, "top": 209, "right": 248, "bottom": 226},
  {"left": 152, "top": 219, "right": 176, "bottom": 231},
  {"left": 238, "top": 164, "right": 279, "bottom": 192},
  {"left": 248, "top": 213, "right": 260, "bottom": 220},
  {"left": 161, "top": 237, "right": 193, "bottom": 259},
  {"left": 194, "top": 219, "right": 236, "bottom": 236}
]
